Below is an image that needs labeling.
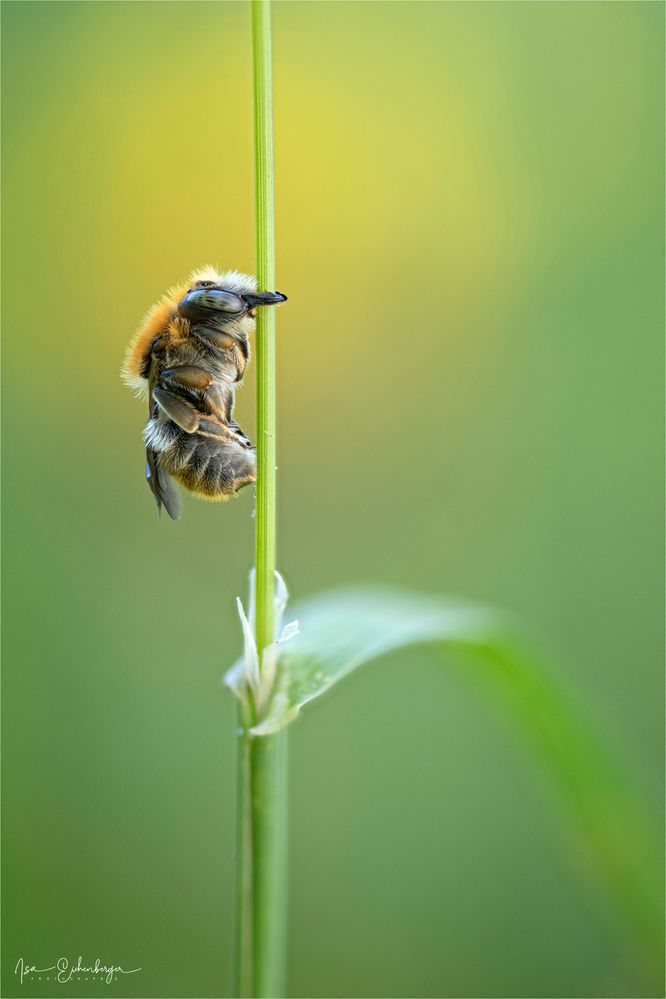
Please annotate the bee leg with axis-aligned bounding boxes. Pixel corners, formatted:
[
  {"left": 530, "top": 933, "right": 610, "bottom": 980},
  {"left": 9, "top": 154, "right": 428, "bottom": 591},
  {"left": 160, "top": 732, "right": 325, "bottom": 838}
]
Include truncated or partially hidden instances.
[
  {"left": 161, "top": 366, "right": 232, "bottom": 425},
  {"left": 153, "top": 388, "right": 200, "bottom": 433},
  {"left": 199, "top": 411, "right": 252, "bottom": 451},
  {"left": 191, "top": 326, "right": 236, "bottom": 351},
  {"left": 232, "top": 470, "right": 257, "bottom": 493},
  {"left": 228, "top": 421, "right": 253, "bottom": 448},
  {"left": 229, "top": 438, "right": 257, "bottom": 491},
  {"left": 224, "top": 447, "right": 257, "bottom": 493},
  {"left": 161, "top": 366, "right": 213, "bottom": 391}
]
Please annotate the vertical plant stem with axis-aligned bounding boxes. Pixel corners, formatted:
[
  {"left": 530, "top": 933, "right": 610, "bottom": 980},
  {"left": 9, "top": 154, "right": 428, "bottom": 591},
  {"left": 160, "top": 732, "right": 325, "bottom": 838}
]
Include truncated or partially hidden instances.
[
  {"left": 253, "top": 0, "right": 276, "bottom": 652},
  {"left": 234, "top": 3, "right": 288, "bottom": 997},
  {"left": 250, "top": 731, "right": 288, "bottom": 997},
  {"left": 235, "top": 706, "right": 254, "bottom": 999}
]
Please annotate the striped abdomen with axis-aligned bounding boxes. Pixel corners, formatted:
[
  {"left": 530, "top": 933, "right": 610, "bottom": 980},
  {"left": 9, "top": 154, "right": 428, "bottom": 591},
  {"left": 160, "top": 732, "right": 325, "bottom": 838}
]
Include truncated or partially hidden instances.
[{"left": 145, "top": 416, "right": 256, "bottom": 499}]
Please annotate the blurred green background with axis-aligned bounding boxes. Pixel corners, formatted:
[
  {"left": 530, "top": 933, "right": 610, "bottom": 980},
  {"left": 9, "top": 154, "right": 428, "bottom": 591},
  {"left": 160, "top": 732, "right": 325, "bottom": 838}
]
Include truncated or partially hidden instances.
[{"left": 2, "top": 1, "right": 663, "bottom": 997}]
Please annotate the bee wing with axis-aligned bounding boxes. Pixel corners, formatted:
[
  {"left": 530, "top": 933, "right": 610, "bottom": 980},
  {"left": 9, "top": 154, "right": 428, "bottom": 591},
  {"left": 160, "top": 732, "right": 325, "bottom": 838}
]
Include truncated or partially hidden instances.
[{"left": 146, "top": 447, "right": 182, "bottom": 520}]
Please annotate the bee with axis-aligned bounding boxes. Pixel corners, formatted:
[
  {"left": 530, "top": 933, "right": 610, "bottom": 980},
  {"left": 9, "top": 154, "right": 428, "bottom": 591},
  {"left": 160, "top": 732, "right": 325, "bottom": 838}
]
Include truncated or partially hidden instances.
[{"left": 122, "top": 266, "right": 287, "bottom": 519}]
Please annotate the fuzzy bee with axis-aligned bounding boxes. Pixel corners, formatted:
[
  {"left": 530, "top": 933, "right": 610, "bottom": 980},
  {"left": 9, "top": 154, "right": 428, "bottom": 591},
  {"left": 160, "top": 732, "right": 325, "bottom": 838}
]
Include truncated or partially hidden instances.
[{"left": 122, "top": 266, "right": 287, "bottom": 519}]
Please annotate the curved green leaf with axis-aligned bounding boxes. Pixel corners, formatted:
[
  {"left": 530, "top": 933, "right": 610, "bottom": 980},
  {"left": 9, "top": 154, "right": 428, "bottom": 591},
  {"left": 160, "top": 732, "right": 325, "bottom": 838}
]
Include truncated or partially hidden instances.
[{"left": 226, "top": 585, "right": 663, "bottom": 983}]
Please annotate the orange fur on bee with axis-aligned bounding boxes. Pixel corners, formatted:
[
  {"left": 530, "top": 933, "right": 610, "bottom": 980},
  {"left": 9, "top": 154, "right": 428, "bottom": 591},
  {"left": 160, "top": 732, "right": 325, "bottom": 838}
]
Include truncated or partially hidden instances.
[{"left": 122, "top": 281, "right": 190, "bottom": 393}]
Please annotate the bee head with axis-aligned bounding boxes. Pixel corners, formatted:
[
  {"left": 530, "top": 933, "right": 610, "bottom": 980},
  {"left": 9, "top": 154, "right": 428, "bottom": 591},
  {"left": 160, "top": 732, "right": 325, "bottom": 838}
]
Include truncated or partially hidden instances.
[{"left": 177, "top": 268, "right": 287, "bottom": 331}]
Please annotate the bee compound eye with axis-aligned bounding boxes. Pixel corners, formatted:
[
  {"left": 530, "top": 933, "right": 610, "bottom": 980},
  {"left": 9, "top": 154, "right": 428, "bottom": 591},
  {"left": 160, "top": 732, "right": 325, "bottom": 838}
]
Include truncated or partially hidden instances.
[
  {"left": 205, "top": 290, "right": 244, "bottom": 312},
  {"left": 180, "top": 287, "right": 244, "bottom": 315}
]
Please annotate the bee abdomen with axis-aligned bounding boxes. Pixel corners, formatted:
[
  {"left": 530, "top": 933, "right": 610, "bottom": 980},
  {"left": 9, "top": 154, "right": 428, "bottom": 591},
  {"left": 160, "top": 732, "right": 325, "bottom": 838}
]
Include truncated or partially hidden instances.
[{"left": 144, "top": 418, "right": 255, "bottom": 499}]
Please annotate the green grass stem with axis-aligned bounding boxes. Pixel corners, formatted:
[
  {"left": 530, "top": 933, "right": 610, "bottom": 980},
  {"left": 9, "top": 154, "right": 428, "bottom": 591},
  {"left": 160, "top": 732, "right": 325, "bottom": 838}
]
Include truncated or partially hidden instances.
[
  {"left": 252, "top": 0, "right": 277, "bottom": 654},
  {"left": 235, "top": 4, "right": 288, "bottom": 997}
]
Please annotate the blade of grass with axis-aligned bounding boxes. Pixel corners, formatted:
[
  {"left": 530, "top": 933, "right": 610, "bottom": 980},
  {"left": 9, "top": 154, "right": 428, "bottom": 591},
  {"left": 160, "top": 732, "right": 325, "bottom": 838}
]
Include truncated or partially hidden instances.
[
  {"left": 253, "top": 0, "right": 276, "bottom": 645},
  {"left": 234, "top": 3, "right": 287, "bottom": 997},
  {"left": 241, "top": 585, "right": 663, "bottom": 985}
]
